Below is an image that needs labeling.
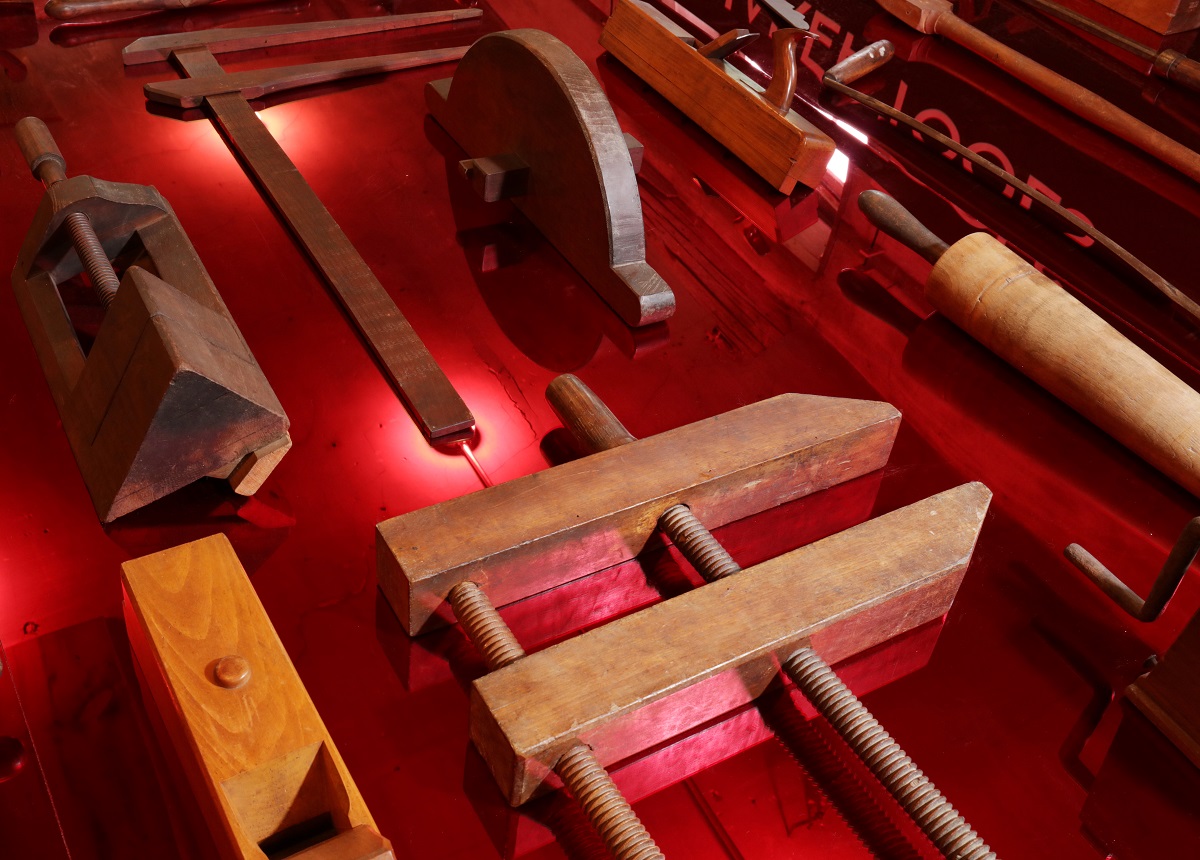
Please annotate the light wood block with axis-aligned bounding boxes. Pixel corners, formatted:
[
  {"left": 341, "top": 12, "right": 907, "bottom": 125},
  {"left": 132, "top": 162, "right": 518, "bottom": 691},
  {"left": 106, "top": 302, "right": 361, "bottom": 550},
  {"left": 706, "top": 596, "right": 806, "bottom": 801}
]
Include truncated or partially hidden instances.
[
  {"left": 601, "top": 0, "right": 836, "bottom": 194},
  {"left": 470, "top": 482, "right": 991, "bottom": 804},
  {"left": 377, "top": 393, "right": 901, "bottom": 634},
  {"left": 122, "top": 535, "right": 393, "bottom": 860}
]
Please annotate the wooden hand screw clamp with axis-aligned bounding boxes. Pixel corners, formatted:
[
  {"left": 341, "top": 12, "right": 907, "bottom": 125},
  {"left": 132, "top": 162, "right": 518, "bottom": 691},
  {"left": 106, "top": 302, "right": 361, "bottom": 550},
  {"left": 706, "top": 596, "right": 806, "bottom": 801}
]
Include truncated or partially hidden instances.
[
  {"left": 123, "top": 535, "right": 394, "bottom": 860},
  {"left": 379, "top": 376, "right": 997, "bottom": 859},
  {"left": 600, "top": 0, "right": 836, "bottom": 194},
  {"left": 426, "top": 29, "right": 675, "bottom": 327},
  {"left": 11, "top": 117, "right": 290, "bottom": 522}
]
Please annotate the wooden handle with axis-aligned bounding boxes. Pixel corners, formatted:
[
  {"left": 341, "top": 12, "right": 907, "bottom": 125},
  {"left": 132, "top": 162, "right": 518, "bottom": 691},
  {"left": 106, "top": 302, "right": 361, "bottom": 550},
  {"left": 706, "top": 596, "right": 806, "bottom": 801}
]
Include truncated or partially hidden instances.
[
  {"left": 1155, "top": 49, "right": 1200, "bottom": 96},
  {"left": 546, "top": 375, "right": 636, "bottom": 454},
  {"left": 761, "top": 28, "right": 806, "bottom": 114},
  {"left": 929, "top": 233, "right": 1200, "bottom": 497},
  {"left": 15, "top": 117, "right": 67, "bottom": 185},
  {"left": 825, "top": 40, "right": 894, "bottom": 85},
  {"left": 858, "top": 190, "right": 949, "bottom": 264},
  {"left": 45, "top": 0, "right": 211, "bottom": 19}
]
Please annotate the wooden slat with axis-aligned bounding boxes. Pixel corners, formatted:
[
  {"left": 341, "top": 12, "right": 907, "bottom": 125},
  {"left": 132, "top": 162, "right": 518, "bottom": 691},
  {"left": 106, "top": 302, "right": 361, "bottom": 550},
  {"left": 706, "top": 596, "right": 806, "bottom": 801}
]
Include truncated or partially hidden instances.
[
  {"left": 378, "top": 393, "right": 900, "bottom": 633},
  {"left": 172, "top": 48, "right": 474, "bottom": 442},
  {"left": 471, "top": 482, "right": 991, "bottom": 804}
]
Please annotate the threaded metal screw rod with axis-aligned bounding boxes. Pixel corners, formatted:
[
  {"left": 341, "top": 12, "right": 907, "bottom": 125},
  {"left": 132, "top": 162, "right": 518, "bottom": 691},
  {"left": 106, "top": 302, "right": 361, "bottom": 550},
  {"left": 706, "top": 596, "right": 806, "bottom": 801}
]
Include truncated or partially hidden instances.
[
  {"left": 445, "top": 581, "right": 664, "bottom": 860},
  {"left": 783, "top": 649, "right": 996, "bottom": 860}
]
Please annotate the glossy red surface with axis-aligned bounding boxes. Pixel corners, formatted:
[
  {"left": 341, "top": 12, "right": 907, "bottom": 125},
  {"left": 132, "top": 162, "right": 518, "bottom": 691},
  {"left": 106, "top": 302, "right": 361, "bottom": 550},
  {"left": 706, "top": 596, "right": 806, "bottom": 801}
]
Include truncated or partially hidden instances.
[{"left": 2, "top": 0, "right": 1200, "bottom": 856}]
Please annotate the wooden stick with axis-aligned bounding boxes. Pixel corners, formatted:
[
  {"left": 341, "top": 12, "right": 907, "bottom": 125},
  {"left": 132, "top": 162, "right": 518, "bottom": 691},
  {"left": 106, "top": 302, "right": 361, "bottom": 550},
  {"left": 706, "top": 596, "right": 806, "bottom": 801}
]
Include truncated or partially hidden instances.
[
  {"left": 876, "top": 0, "right": 1200, "bottom": 184},
  {"left": 122, "top": 8, "right": 481, "bottom": 65},
  {"left": 48, "top": 0, "right": 218, "bottom": 21}
]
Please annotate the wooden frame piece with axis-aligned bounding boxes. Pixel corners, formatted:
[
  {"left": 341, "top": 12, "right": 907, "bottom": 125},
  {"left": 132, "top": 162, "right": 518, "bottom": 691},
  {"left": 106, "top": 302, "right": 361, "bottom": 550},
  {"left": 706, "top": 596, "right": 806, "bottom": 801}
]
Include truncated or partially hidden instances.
[
  {"left": 123, "top": 535, "right": 394, "bottom": 860},
  {"left": 377, "top": 393, "right": 901, "bottom": 634},
  {"left": 600, "top": 0, "right": 836, "bottom": 194}
]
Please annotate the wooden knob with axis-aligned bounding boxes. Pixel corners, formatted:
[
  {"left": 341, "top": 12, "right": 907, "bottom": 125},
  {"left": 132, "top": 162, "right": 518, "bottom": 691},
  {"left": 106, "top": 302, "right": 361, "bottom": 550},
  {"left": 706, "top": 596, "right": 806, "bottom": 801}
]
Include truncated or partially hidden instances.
[
  {"left": 858, "top": 190, "right": 950, "bottom": 265},
  {"left": 213, "top": 655, "right": 251, "bottom": 689},
  {"left": 15, "top": 117, "right": 67, "bottom": 185},
  {"left": 825, "top": 41, "right": 894, "bottom": 85},
  {"left": 546, "top": 375, "right": 635, "bottom": 455}
]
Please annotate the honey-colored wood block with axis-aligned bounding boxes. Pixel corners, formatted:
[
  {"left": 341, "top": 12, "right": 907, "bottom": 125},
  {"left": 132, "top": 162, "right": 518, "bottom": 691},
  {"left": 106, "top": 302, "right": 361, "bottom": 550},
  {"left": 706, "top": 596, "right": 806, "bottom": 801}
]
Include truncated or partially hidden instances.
[
  {"left": 377, "top": 393, "right": 901, "bottom": 634},
  {"left": 12, "top": 173, "right": 290, "bottom": 521},
  {"left": 601, "top": 0, "right": 836, "bottom": 194},
  {"left": 122, "top": 535, "right": 393, "bottom": 860},
  {"left": 470, "top": 482, "right": 991, "bottom": 805}
]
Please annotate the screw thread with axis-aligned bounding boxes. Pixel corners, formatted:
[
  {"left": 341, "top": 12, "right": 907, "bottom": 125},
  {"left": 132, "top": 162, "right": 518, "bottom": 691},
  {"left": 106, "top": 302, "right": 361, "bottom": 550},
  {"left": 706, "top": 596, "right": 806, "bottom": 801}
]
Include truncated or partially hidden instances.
[
  {"left": 64, "top": 211, "right": 119, "bottom": 309},
  {"left": 783, "top": 647, "right": 996, "bottom": 860},
  {"left": 447, "top": 581, "right": 525, "bottom": 671},
  {"left": 555, "top": 742, "right": 664, "bottom": 860},
  {"left": 657, "top": 504, "right": 741, "bottom": 582}
]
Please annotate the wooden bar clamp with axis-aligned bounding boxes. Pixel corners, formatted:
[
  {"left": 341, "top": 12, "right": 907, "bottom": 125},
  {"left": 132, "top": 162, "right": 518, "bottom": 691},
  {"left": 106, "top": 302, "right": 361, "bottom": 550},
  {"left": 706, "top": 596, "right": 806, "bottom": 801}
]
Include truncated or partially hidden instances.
[
  {"left": 11, "top": 118, "right": 290, "bottom": 522},
  {"left": 377, "top": 390, "right": 902, "bottom": 634},
  {"left": 472, "top": 482, "right": 990, "bottom": 804},
  {"left": 601, "top": 0, "right": 836, "bottom": 194},
  {"left": 426, "top": 29, "right": 675, "bottom": 327},
  {"left": 123, "top": 535, "right": 393, "bottom": 860}
]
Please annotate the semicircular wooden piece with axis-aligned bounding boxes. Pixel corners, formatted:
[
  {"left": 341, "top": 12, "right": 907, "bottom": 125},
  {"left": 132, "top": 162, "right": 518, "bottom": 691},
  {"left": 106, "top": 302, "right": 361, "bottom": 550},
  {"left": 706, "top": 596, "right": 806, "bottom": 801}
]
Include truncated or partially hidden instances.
[{"left": 426, "top": 29, "right": 675, "bottom": 328}]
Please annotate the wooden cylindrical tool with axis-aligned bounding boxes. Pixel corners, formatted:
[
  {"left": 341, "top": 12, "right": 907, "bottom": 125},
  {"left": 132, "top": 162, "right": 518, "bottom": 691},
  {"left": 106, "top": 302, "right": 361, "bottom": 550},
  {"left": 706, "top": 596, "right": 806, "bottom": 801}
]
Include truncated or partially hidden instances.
[
  {"left": 860, "top": 190, "right": 1200, "bottom": 498},
  {"left": 546, "top": 374, "right": 998, "bottom": 860}
]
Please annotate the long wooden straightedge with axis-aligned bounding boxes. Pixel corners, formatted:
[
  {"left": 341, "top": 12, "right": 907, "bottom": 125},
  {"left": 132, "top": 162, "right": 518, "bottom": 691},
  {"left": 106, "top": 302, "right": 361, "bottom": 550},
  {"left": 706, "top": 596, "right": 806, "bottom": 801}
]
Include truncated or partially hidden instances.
[
  {"left": 377, "top": 393, "right": 900, "bottom": 633},
  {"left": 472, "top": 482, "right": 991, "bottom": 804},
  {"left": 123, "top": 535, "right": 394, "bottom": 859},
  {"left": 601, "top": 0, "right": 835, "bottom": 194}
]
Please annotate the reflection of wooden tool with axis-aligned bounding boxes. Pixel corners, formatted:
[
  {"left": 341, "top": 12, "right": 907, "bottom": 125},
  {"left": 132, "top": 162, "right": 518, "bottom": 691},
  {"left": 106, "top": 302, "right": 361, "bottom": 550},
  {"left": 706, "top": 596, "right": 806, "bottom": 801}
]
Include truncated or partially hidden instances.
[
  {"left": 122, "top": 9, "right": 481, "bottom": 65},
  {"left": 378, "top": 382, "right": 901, "bottom": 634},
  {"left": 11, "top": 117, "right": 290, "bottom": 522},
  {"left": 47, "top": 0, "right": 220, "bottom": 21},
  {"left": 860, "top": 190, "right": 1200, "bottom": 497},
  {"left": 426, "top": 29, "right": 675, "bottom": 327},
  {"left": 123, "top": 535, "right": 394, "bottom": 860},
  {"left": 600, "top": 0, "right": 835, "bottom": 194},
  {"left": 139, "top": 16, "right": 477, "bottom": 443},
  {"left": 533, "top": 376, "right": 997, "bottom": 859},
  {"left": 876, "top": 0, "right": 1200, "bottom": 184}
]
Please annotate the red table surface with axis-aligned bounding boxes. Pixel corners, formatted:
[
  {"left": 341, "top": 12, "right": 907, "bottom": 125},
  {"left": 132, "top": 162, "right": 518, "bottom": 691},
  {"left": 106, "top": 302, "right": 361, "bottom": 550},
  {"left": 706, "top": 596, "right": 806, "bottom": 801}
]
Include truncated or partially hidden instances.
[{"left": 2, "top": 0, "right": 1199, "bottom": 856}]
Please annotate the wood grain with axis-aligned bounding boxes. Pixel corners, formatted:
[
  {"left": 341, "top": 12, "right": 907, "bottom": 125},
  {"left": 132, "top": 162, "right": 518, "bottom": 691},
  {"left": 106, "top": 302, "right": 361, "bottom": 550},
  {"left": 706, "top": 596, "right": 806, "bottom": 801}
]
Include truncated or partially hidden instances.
[
  {"left": 378, "top": 393, "right": 900, "bottom": 634},
  {"left": 600, "top": 0, "right": 835, "bottom": 194},
  {"left": 471, "top": 482, "right": 991, "bottom": 804},
  {"left": 123, "top": 535, "right": 393, "bottom": 859},
  {"left": 171, "top": 48, "right": 474, "bottom": 442},
  {"left": 1126, "top": 609, "right": 1200, "bottom": 769},
  {"left": 426, "top": 29, "right": 675, "bottom": 327}
]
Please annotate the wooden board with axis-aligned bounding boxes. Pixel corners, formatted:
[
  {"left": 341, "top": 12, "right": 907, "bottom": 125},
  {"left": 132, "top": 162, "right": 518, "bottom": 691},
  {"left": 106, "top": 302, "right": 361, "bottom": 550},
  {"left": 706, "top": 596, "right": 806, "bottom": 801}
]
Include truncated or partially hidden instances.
[
  {"left": 171, "top": 47, "right": 474, "bottom": 443},
  {"left": 470, "top": 482, "right": 991, "bottom": 804},
  {"left": 122, "top": 534, "right": 393, "bottom": 860},
  {"left": 377, "top": 393, "right": 900, "bottom": 634},
  {"left": 1090, "top": 0, "right": 1200, "bottom": 34},
  {"left": 426, "top": 29, "right": 675, "bottom": 327},
  {"left": 600, "top": 0, "right": 835, "bottom": 194}
]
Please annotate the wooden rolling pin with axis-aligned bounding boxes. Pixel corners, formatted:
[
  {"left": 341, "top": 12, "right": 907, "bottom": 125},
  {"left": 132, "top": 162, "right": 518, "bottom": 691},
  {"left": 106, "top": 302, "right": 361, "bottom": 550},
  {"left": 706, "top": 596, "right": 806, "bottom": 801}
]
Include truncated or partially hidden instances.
[
  {"left": 876, "top": 0, "right": 1200, "bottom": 185},
  {"left": 860, "top": 190, "right": 1200, "bottom": 497}
]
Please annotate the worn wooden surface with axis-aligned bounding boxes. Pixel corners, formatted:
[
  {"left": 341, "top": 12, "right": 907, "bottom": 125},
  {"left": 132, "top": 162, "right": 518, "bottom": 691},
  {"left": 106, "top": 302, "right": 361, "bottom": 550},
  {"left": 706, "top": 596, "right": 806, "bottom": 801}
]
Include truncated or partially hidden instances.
[
  {"left": 470, "top": 482, "right": 991, "bottom": 805},
  {"left": 146, "top": 47, "right": 470, "bottom": 108},
  {"left": 378, "top": 392, "right": 900, "bottom": 634},
  {"left": 600, "top": 0, "right": 834, "bottom": 194},
  {"left": 426, "top": 29, "right": 675, "bottom": 327},
  {"left": 121, "top": 9, "right": 482, "bottom": 64},
  {"left": 12, "top": 172, "right": 289, "bottom": 521},
  {"left": 168, "top": 47, "right": 474, "bottom": 443},
  {"left": 122, "top": 535, "right": 393, "bottom": 860},
  {"left": 1126, "top": 608, "right": 1200, "bottom": 768},
  {"left": 1091, "top": 0, "right": 1200, "bottom": 34},
  {"left": 47, "top": 0, "right": 218, "bottom": 21},
  {"left": 927, "top": 232, "right": 1200, "bottom": 498}
]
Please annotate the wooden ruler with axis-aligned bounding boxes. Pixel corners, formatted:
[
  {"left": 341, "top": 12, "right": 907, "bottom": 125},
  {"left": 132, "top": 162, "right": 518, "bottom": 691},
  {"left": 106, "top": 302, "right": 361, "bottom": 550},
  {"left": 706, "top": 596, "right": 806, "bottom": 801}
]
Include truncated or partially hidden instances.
[{"left": 171, "top": 47, "right": 474, "bottom": 442}]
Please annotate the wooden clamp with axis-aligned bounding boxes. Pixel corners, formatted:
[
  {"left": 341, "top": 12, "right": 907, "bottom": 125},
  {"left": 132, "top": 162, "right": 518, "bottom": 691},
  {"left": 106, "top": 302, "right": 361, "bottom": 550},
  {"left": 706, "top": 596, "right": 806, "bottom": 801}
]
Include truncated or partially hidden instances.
[
  {"left": 377, "top": 385, "right": 902, "bottom": 634},
  {"left": 600, "top": 0, "right": 836, "bottom": 194},
  {"left": 11, "top": 117, "right": 290, "bottom": 522},
  {"left": 425, "top": 29, "right": 675, "bottom": 328},
  {"left": 123, "top": 534, "right": 394, "bottom": 860}
]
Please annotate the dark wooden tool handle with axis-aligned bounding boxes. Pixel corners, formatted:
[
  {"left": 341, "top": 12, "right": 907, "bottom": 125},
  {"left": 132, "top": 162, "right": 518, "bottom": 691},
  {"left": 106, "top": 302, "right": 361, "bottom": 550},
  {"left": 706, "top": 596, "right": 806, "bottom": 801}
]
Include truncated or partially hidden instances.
[
  {"left": 45, "top": 0, "right": 210, "bottom": 19},
  {"left": 546, "top": 375, "right": 635, "bottom": 454},
  {"left": 857, "top": 191, "right": 949, "bottom": 264},
  {"left": 15, "top": 117, "right": 67, "bottom": 185},
  {"left": 825, "top": 40, "right": 894, "bottom": 85},
  {"left": 1155, "top": 49, "right": 1200, "bottom": 95}
]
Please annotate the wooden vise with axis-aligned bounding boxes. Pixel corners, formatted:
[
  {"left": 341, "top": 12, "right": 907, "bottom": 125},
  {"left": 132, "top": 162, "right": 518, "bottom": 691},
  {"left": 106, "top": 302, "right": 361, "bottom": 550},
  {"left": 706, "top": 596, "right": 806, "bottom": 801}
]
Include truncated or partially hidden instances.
[
  {"left": 11, "top": 118, "right": 290, "bottom": 522},
  {"left": 123, "top": 535, "right": 393, "bottom": 860}
]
